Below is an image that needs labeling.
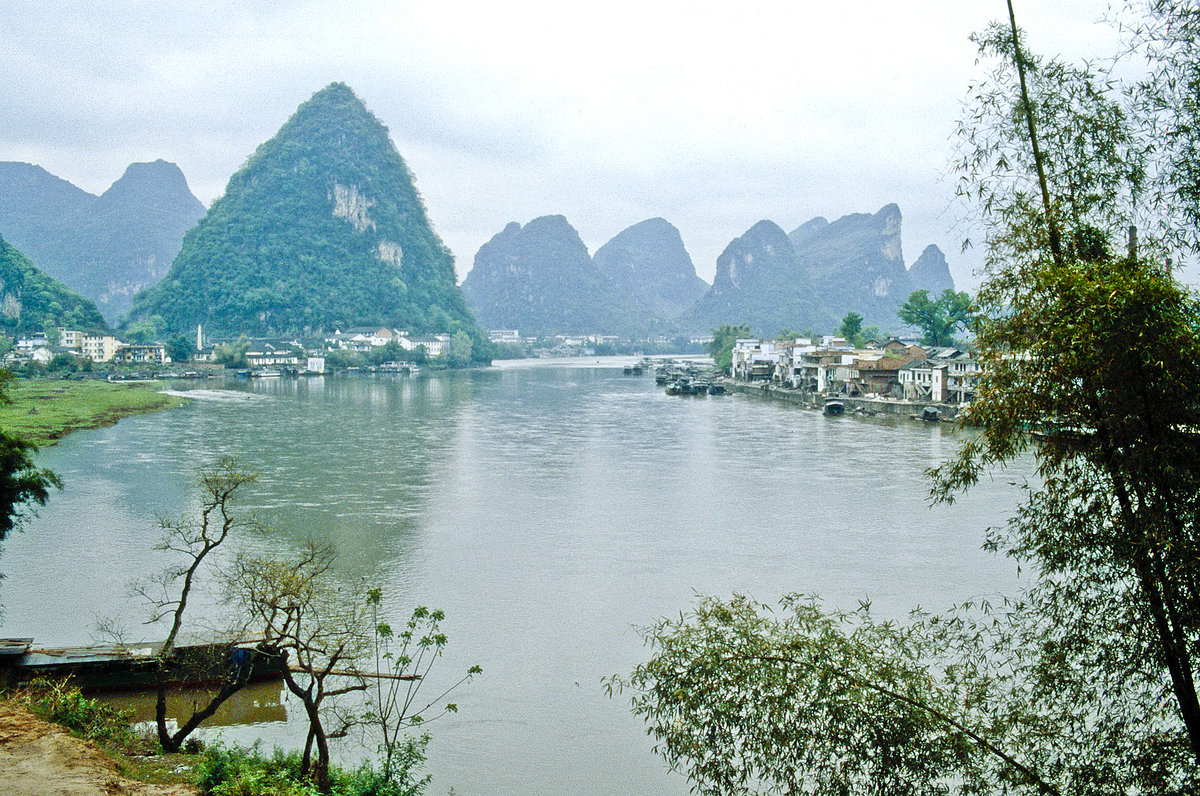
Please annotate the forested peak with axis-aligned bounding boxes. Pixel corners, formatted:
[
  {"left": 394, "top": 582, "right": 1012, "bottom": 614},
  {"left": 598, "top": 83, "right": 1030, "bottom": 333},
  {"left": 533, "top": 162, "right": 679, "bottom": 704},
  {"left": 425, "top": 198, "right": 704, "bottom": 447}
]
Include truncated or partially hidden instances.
[
  {"left": 248, "top": 82, "right": 387, "bottom": 161},
  {"left": 128, "top": 82, "right": 479, "bottom": 342},
  {"left": 97, "top": 160, "right": 203, "bottom": 212}
]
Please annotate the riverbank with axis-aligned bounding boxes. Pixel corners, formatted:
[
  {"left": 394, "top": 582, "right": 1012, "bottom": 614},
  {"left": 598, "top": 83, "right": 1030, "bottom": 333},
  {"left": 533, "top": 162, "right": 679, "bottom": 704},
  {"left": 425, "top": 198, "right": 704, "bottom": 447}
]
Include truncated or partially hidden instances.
[
  {"left": 0, "top": 380, "right": 188, "bottom": 447},
  {"left": 726, "top": 380, "right": 962, "bottom": 421},
  {"left": 0, "top": 700, "right": 196, "bottom": 795}
]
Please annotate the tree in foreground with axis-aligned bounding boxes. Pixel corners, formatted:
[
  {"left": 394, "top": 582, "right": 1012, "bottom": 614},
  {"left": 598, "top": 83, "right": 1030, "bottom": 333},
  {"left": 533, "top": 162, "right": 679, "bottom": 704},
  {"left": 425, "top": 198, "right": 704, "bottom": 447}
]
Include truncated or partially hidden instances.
[
  {"left": 123, "top": 458, "right": 271, "bottom": 753},
  {"left": 229, "top": 542, "right": 478, "bottom": 794},
  {"left": 613, "top": 3, "right": 1200, "bottom": 793}
]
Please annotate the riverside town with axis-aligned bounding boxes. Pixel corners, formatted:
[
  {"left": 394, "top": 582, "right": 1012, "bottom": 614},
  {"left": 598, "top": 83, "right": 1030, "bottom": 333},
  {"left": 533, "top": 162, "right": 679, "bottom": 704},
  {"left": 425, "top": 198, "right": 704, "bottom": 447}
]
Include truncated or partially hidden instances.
[{"left": 724, "top": 335, "right": 976, "bottom": 420}]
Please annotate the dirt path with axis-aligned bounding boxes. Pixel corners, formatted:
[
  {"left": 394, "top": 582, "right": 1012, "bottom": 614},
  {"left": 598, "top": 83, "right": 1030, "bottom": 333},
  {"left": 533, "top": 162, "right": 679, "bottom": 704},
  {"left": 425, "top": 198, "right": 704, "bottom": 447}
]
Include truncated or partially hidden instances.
[{"left": 0, "top": 702, "right": 197, "bottom": 796}]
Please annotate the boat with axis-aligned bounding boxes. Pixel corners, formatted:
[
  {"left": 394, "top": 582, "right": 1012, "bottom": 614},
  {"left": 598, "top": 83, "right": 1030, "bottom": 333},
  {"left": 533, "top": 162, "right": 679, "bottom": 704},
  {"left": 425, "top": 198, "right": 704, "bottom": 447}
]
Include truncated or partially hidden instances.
[
  {"left": 921, "top": 406, "right": 940, "bottom": 422},
  {"left": 823, "top": 400, "right": 845, "bottom": 416},
  {"left": 0, "top": 637, "right": 285, "bottom": 692}
]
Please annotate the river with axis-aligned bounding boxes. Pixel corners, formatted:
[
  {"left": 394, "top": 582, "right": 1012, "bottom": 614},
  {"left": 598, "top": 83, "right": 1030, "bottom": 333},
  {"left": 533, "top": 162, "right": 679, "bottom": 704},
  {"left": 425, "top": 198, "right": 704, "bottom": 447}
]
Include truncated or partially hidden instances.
[{"left": 0, "top": 358, "right": 1031, "bottom": 795}]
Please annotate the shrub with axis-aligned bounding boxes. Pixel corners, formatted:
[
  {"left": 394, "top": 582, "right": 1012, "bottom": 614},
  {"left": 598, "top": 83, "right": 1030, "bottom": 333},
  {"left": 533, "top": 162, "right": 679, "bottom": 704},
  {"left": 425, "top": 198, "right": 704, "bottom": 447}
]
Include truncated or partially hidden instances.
[{"left": 20, "top": 679, "right": 135, "bottom": 749}]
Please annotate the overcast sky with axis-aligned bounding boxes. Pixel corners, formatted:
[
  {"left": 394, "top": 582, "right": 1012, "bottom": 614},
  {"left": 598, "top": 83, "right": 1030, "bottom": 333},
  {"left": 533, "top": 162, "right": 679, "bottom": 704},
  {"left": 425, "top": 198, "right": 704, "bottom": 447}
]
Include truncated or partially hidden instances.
[{"left": 1, "top": 1, "right": 1127, "bottom": 290}]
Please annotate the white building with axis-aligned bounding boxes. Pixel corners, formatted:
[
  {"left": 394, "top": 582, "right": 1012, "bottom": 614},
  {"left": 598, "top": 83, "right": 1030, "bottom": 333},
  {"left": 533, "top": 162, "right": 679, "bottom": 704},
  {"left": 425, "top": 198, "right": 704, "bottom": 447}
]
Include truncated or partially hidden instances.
[
  {"left": 730, "top": 339, "right": 780, "bottom": 380},
  {"left": 57, "top": 329, "right": 119, "bottom": 362},
  {"left": 488, "top": 330, "right": 521, "bottom": 344}
]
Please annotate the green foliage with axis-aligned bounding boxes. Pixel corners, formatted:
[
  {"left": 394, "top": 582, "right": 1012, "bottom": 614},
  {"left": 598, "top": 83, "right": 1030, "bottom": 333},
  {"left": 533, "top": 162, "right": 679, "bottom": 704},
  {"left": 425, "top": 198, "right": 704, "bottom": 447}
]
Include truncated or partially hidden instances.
[
  {"left": 613, "top": 594, "right": 1087, "bottom": 796},
  {"left": 0, "top": 234, "right": 108, "bottom": 336},
  {"left": 324, "top": 347, "right": 368, "bottom": 370},
  {"left": 22, "top": 680, "right": 135, "bottom": 749},
  {"left": 123, "top": 317, "right": 161, "bottom": 345},
  {"left": 46, "top": 352, "right": 81, "bottom": 373},
  {"left": 128, "top": 83, "right": 483, "bottom": 343},
  {"left": 859, "top": 324, "right": 886, "bottom": 344},
  {"left": 897, "top": 289, "right": 973, "bottom": 347},
  {"left": 1115, "top": 1, "right": 1200, "bottom": 254},
  {"left": 196, "top": 742, "right": 426, "bottom": 796},
  {"left": 197, "top": 744, "right": 319, "bottom": 796},
  {"left": 837, "top": 312, "right": 864, "bottom": 346},
  {"left": 363, "top": 593, "right": 479, "bottom": 789},
  {"left": 213, "top": 335, "right": 251, "bottom": 369},
  {"left": 0, "top": 370, "right": 61, "bottom": 540},
  {"left": 165, "top": 333, "right": 196, "bottom": 363},
  {"left": 443, "top": 330, "right": 473, "bottom": 368},
  {"left": 706, "top": 324, "right": 750, "bottom": 373}
]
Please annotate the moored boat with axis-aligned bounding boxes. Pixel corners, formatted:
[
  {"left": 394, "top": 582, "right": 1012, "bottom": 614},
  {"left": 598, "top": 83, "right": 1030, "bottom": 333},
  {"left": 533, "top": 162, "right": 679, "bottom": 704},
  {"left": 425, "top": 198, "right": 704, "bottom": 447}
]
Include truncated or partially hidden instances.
[{"left": 0, "top": 637, "right": 285, "bottom": 692}]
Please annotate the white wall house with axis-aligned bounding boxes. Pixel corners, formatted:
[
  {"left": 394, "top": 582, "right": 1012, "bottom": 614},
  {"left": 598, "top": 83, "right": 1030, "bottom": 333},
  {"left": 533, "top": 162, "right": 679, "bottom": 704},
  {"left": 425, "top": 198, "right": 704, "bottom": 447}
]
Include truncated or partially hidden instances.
[{"left": 900, "top": 360, "right": 947, "bottom": 402}]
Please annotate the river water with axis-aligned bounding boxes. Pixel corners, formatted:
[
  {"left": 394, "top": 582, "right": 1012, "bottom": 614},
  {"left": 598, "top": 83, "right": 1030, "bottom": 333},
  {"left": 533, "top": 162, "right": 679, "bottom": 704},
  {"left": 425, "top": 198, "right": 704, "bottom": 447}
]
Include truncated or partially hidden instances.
[{"left": 0, "top": 358, "right": 1030, "bottom": 795}]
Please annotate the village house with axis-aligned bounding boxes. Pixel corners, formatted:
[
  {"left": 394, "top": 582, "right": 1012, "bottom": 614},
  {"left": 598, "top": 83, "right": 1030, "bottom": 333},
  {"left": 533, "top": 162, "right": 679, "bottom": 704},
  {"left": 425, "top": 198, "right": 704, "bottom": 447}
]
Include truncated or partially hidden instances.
[
  {"left": 730, "top": 339, "right": 779, "bottom": 381},
  {"left": 487, "top": 330, "right": 521, "bottom": 344},
  {"left": 849, "top": 349, "right": 926, "bottom": 397},
  {"left": 772, "top": 339, "right": 817, "bottom": 386},
  {"left": 898, "top": 347, "right": 977, "bottom": 403},
  {"left": 245, "top": 342, "right": 301, "bottom": 369},
  {"left": 113, "top": 344, "right": 168, "bottom": 365},
  {"left": 409, "top": 335, "right": 450, "bottom": 358}
]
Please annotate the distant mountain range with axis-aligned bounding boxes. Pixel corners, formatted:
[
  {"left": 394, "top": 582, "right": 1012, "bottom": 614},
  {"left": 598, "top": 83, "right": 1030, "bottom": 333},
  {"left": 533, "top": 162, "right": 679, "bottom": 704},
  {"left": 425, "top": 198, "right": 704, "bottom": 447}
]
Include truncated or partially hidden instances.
[
  {"left": 128, "top": 82, "right": 484, "bottom": 348},
  {"left": 462, "top": 215, "right": 707, "bottom": 337},
  {"left": 0, "top": 233, "right": 108, "bottom": 336},
  {"left": 0, "top": 160, "right": 205, "bottom": 324},
  {"left": 2, "top": 84, "right": 957, "bottom": 343},
  {"left": 462, "top": 204, "right": 955, "bottom": 338}
]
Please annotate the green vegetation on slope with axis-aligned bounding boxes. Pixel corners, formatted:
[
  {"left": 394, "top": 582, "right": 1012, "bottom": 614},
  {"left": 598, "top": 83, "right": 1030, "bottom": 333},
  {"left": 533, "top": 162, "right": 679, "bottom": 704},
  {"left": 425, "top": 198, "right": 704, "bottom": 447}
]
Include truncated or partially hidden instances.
[
  {"left": 0, "top": 234, "right": 108, "bottom": 336},
  {"left": 129, "top": 82, "right": 484, "bottom": 354}
]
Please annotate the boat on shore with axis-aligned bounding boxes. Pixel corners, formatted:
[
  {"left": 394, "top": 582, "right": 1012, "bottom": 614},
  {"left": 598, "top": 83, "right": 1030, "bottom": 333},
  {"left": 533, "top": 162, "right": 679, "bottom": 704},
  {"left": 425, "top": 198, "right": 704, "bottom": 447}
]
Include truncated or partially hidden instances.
[
  {"left": 0, "top": 637, "right": 285, "bottom": 692},
  {"left": 823, "top": 399, "right": 846, "bottom": 416}
]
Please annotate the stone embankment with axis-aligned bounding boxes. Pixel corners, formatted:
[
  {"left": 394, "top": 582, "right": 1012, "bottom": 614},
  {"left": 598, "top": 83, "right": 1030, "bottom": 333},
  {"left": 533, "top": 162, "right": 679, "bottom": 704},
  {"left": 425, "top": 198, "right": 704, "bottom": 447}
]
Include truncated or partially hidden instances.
[{"left": 726, "top": 380, "right": 961, "bottom": 421}]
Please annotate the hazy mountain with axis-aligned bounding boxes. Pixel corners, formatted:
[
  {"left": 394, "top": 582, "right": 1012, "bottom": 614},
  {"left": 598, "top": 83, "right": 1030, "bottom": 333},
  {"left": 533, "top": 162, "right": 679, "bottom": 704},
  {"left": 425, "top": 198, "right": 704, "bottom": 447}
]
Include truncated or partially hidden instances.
[
  {"left": 129, "top": 83, "right": 482, "bottom": 344},
  {"left": 907, "top": 243, "right": 955, "bottom": 294},
  {"left": 682, "top": 220, "right": 833, "bottom": 335},
  {"left": 0, "top": 160, "right": 204, "bottom": 324},
  {"left": 462, "top": 215, "right": 644, "bottom": 337},
  {"left": 0, "top": 233, "right": 108, "bottom": 336},
  {"left": 592, "top": 218, "right": 708, "bottom": 322},
  {"left": 786, "top": 216, "right": 829, "bottom": 248},
  {"left": 788, "top": 204, "right": 916, "bottom": 329}
]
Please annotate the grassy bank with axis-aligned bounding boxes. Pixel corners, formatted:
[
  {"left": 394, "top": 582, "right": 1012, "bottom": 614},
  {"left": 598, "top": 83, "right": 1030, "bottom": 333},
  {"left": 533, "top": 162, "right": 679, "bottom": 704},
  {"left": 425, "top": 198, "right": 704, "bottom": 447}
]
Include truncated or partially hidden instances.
[{"left": 0, "top": 379, "right": 187, "bottom": 447}]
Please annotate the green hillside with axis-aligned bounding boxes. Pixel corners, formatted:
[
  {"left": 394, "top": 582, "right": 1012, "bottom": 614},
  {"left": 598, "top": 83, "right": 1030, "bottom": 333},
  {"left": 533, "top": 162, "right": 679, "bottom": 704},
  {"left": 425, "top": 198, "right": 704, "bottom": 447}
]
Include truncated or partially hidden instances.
[
  {"left": 129, "top": 83, "right": 482, "bottom": 343},
  {"left": 0, "top": 233, "right": 108, "bottom": 336}
]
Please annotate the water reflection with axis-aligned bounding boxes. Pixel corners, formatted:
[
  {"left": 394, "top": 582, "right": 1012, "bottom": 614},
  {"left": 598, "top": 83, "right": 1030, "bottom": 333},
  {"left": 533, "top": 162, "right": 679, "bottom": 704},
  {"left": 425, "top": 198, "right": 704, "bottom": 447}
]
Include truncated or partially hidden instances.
[{"left": 94, "top": 679, "right": 288, "bottom": 727}]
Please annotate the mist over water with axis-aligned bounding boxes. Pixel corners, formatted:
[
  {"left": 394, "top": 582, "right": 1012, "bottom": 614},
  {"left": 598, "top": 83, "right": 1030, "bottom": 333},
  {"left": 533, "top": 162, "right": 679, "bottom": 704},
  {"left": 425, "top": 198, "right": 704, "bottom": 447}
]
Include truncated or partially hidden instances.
[{"left": 0, "top": 359, "right": 1030, "bottom": 796}]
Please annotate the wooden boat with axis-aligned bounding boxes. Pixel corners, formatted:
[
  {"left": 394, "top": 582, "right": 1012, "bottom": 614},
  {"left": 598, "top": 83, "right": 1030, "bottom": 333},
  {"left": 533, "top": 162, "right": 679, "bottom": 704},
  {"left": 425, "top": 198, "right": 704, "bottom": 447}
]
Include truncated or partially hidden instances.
[
  {"left": 823, "top": 400, "right": 845, "bottom": 416},
  {"left": 0, "top": 637, "right": 285, "bottom": 692}
]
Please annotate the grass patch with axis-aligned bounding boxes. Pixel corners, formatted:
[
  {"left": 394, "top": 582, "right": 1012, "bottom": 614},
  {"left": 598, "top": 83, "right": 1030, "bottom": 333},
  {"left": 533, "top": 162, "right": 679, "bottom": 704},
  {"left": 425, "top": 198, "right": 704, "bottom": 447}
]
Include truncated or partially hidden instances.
[
  {"left": 18, "top": 678, "right": 140, "bottom": 750},
  {"left": 195, "top": 742, "right": 429, "bottom": 796},
  {"left": 0, "top": 379, "right": 187, "bottom": 446}
]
